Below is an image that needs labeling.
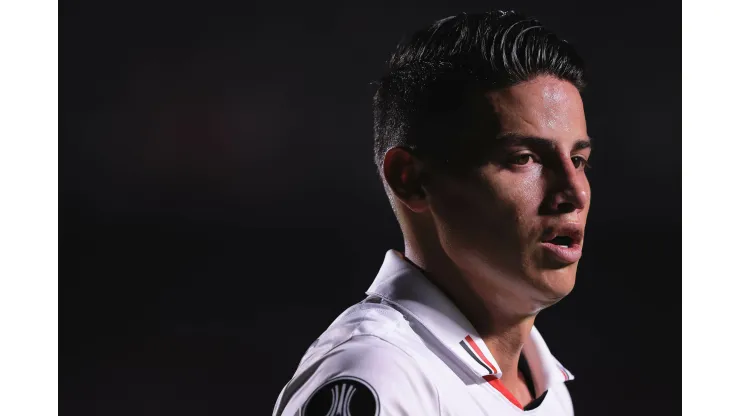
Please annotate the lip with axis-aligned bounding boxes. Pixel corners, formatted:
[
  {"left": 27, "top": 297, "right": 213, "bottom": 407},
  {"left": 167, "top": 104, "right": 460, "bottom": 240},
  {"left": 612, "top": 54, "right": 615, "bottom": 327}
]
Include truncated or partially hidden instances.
[
  {"left": 541, "top": 223, "right": 584, "bottom": 243},
  {"left": 540, "top": 241, "right": 583, "bottom": 264}
]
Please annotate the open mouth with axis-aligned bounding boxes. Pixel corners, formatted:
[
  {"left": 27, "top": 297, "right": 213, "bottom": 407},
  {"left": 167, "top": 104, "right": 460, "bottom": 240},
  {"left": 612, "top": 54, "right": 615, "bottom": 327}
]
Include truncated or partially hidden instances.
[
  {"left": 546, "top": 235, "right": 575, "bottom": 248},
  {"left": 540, "top": 226, "right": 584, "bottom": 263}
]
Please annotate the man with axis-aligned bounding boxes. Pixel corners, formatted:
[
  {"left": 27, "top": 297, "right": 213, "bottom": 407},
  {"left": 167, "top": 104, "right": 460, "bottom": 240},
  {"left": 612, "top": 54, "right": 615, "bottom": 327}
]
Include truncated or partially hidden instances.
[{"left": 273, "top": 10, "right": 590, "bottom": 415}]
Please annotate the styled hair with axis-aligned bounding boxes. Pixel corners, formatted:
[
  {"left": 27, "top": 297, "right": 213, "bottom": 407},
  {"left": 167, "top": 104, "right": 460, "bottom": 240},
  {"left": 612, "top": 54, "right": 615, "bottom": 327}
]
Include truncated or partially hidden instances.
[{"left": 372, "top": 11, "right": 586, "bottom": 173}]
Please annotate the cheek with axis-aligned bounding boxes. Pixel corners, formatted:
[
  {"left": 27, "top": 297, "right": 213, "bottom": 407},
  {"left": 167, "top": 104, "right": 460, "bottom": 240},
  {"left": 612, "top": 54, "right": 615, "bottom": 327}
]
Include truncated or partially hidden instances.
[
  {"left": 493, "top": 168, "right": 546, "bottom": 226},
  {"left": 430, "top": 169, "right": 543, "bottom": 241},
  {"left": 511, "top": 173, "right": 544, "bottom": 214},
  {"left": 428, "top": 181, "right": 489, "bottom": 229}
]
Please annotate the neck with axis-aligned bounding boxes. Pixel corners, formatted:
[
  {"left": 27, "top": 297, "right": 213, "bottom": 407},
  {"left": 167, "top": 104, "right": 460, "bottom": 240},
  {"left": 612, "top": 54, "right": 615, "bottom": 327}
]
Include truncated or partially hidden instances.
[{"left": 403, "top": 238, "right": 537, "bottom": 387}]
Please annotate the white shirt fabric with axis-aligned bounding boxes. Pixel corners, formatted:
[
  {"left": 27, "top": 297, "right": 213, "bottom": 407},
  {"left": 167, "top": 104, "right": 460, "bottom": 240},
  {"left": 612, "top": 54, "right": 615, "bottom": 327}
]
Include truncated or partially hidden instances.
[{"left": 273, "top": 250, "right": 575, "bottom": 415}]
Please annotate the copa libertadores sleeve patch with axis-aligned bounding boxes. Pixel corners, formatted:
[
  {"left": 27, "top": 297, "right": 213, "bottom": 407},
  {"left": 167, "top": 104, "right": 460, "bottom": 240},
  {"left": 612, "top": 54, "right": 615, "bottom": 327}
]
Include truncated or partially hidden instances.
[{"left": 302, "top": 376, "right": 379, "bottom": 416}]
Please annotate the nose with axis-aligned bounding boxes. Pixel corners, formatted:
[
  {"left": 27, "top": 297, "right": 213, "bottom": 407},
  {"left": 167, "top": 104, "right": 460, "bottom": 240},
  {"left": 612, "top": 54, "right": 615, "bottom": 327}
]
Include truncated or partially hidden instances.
[{"left": 546, "top": 160, "right": 589, "bottom": 215}]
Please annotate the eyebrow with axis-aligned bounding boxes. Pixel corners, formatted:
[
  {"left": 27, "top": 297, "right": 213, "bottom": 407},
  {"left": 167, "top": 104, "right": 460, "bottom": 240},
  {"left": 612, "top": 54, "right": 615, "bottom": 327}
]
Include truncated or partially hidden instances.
[{"left": 495, "top": 132, "right": 592, "bottom": 152}]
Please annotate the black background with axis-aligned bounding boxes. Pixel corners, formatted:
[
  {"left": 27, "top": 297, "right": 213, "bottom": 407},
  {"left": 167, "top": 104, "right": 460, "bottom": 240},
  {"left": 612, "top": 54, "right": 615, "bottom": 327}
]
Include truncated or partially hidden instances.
[{"left": 61, "top": 1, "right": 681, "bottom": 415}]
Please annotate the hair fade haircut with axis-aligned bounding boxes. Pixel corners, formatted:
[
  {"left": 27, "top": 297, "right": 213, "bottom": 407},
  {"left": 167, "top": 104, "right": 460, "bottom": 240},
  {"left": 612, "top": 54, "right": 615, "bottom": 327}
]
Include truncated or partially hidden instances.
[{"left": 372, "top": 11, "right": 586, "bottom": 174}]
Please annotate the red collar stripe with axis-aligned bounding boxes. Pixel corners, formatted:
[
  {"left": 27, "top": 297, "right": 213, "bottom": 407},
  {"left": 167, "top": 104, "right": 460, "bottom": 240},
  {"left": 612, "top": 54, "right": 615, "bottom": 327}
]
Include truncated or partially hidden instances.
[
  {"left": 483, "top": 375, "right": 524, "bottom": 410},
  {"left": 459, "top": 340, "right": 493, "bottom": 375},
  {"left": 557, "top": 363, "right": 569, "bottom": 380},
  {"left": 464, "top": 335, "right": 499, "bottom": 374},
  {"left": 465, "top": 335, "right": 524, "bottom": 410}
]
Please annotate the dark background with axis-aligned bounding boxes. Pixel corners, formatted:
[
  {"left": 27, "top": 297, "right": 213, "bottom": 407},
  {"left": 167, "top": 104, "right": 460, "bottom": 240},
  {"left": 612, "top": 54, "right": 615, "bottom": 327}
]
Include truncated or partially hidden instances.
[{"left": 61, "top": 1, "right": 680, "bottom": 415}]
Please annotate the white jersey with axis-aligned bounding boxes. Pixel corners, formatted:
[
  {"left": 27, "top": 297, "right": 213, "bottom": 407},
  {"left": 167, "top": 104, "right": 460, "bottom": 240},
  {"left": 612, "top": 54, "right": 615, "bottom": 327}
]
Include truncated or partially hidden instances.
[{"left": 273, "top": 250, "right": 575, "bottom": 415}]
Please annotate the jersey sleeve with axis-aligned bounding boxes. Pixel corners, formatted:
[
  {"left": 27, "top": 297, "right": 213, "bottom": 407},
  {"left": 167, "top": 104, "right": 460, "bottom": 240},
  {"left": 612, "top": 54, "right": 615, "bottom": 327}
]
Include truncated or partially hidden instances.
[{"left": 273, "top": 335, "right": 440, "bottom": 416}]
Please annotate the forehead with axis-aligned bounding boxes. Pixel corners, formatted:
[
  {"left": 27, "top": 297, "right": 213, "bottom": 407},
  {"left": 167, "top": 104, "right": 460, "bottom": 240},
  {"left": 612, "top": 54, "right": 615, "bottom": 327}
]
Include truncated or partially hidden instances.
[{"left": 486, "top": 76, "right": 587, "bottom": 142}]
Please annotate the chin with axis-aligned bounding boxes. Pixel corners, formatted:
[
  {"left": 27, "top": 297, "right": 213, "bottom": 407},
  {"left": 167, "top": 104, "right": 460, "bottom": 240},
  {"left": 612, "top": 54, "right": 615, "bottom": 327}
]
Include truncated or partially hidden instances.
[{"left": 529, "top": 265, "right": 578, "bottom": 304}]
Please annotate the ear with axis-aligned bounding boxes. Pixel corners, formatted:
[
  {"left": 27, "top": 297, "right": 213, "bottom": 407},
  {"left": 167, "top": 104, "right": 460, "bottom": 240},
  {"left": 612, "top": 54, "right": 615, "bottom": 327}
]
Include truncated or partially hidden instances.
[{"left": 382, "top": 147, "right": 429, "bottom": 213}]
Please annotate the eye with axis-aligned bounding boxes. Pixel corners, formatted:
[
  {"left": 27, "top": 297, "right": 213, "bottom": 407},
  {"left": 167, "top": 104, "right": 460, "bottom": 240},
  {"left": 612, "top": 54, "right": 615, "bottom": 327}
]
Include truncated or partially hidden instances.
[
  {"left": 509, "top": 153, "right": 537, "bottom": 166},
  {"left": 572, "top": 155, "right": 591, "bottom": 170}
]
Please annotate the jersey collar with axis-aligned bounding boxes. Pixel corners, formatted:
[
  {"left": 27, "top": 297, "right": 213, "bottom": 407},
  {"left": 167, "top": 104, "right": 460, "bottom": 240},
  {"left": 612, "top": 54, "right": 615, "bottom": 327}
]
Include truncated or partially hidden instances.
[{"left": 366, "top": 250, "right": 574, "bottom": 390}]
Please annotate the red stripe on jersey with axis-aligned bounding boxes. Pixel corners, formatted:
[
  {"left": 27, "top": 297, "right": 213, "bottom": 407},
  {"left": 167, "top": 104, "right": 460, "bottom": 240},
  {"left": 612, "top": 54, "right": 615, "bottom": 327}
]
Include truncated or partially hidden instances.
[
  {"left": 464, "top": 335, "right": 499, "bottom": 373},
  {"left": 483, "top": 375, "right": 524, "bottom": 410},
  {"left": 464, "top": 336, "right": 524, "bottom": 409},
  {"left": 558, "top": 365, "right": 569, "bottom": 380}
]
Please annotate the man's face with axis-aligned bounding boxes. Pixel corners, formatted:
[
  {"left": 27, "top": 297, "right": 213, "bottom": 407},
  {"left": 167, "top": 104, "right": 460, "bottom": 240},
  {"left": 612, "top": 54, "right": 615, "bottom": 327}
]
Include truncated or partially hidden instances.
[{"left": 425, "top": 76, "right": 591, "bottom": 311}]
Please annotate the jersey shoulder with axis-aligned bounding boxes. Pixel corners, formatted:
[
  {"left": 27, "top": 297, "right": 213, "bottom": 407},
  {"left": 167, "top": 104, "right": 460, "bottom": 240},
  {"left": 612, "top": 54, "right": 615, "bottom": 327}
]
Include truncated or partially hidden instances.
[
  {"left": 299, "top": 299, "right": 417, "bottom": 363},
  {"left": 273, "top": 300, "right": 440, "bottom": 416}
]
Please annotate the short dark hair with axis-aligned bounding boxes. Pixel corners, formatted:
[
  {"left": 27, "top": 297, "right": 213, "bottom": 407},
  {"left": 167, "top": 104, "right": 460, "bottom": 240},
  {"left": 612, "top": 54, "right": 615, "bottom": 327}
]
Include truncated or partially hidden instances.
[{"left": 372, "top": 11, "right": 586, "bottom": 173}]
